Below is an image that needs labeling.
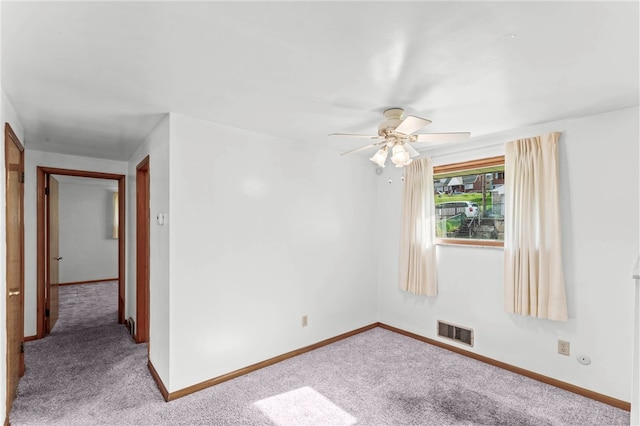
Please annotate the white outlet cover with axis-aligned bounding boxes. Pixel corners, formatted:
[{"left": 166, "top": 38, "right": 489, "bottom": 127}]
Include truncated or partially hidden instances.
[
  {"left": 557, "top": 340, "right": 570, "bottom": 356},
  {"left": 576, "top": 355, "right": 591, "bottom": 365}
]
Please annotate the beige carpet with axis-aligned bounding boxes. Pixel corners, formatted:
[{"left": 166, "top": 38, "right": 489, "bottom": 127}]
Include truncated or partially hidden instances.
[{"left": 10, "top": 281, "right": 630, "bottom": 425}]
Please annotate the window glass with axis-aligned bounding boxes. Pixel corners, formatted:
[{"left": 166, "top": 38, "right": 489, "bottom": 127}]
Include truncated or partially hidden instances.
[{"left": 433, "top": 156, "right": 504, "bottom": 246}]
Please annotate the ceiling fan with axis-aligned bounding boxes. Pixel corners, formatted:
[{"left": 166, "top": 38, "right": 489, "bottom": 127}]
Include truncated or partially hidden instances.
[{"left": 330, "top": 108, "right": 470, "bottom": 168}]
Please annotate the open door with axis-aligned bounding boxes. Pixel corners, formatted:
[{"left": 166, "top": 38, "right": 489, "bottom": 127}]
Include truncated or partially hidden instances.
[
  {"left": 46, "top": 175, "right": 60, "bottom": 333},
  {"left": 5, "top": 124, "right": 25, "bottom": 418}
]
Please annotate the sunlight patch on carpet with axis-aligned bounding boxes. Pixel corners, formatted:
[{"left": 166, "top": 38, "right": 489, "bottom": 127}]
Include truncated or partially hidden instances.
[{"left": 253, "top": 386, "right": 357, "bottom": 426}]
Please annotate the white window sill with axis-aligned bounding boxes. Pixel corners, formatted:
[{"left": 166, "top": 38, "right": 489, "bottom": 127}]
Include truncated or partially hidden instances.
[{"left": 436, "top": 241, "right": 504, "bottom": 250}]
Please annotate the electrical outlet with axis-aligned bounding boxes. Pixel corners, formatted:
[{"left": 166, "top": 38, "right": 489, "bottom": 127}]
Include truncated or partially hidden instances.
[
  {"left": 558, "top": 339, "right": 570, "bottom": 356},
  {"left": 302, "top": 315, "right": 308, "bottom": 327}
]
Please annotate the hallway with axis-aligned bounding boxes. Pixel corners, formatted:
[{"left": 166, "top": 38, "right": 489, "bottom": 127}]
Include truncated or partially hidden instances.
[
  {"left": 53, "top": 281, "right": 119, "bottom": 334},
  {"left": 9, "top": 281, "right": 157, "bottom": 425}
]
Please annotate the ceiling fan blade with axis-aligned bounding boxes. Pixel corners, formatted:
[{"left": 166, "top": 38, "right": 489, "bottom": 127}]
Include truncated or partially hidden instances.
[
  {"left": 404, "top": 143, "right": 421, "bottom": 158},
  {"left": 394, "top": 116, "right": 432, "bottom": 135},
  {"left": 328, "top": 133, "right": 379, "bottom": 139},
  {"left": 414, "top": 132, "right": 471, "bottom": 143},
  {"left": 340, "top": 142, "right": 384, "bottom": 156}
]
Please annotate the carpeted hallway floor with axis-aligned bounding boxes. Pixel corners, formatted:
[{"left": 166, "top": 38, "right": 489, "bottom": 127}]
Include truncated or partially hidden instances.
[
  {"left": 53, "top": 280, "right": 119, "bottom": 334},
  {"left": 10, "top": 281, "right": 630, "bottom": 425}
]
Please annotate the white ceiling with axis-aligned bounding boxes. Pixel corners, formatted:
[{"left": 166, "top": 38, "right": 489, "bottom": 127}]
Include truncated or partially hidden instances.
[{"left": 2, "top": 1, "right": 638, "bottom": 161}]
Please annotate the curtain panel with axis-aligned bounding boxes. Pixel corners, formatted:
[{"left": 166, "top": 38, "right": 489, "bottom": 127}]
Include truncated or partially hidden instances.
[
  {"left": 399, "top": 157, "right": 438, "bottom": 296},
  {"left": 504, "top": 132, "right": 568, "bottom": 321}
]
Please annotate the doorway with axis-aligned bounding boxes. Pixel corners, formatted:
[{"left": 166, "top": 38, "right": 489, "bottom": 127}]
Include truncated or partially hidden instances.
[
  {"left": 36, "top": 167, "right": 125, "bottom": 337},
  {"left": 50, "top": 175, "right": 120, "bottom": 332}
]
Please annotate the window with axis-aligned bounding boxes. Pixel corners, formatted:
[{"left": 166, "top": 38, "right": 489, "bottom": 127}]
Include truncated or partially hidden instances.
[{"left": 433, "top": 156, "right": 504, "bottom": 247}]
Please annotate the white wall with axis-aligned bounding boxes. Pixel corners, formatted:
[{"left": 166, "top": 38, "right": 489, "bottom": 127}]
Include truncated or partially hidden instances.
[
  {"left": 166, "top": 114, "right": 378, "bottom": 392},
  {"left": 23, "top": 151, "right": 128, "bottom": 336},
  {"left": 1, "top": 87, "right": 25, "bottom": 425},
  {"left": 127, "top": 114, "right": 171, "bottom": 389},
  {"left": 377, "top": 106, "right": 639, "bottom": 402},
  {"left": 57, "top": 179, "right": 118, "bottom": 283}
]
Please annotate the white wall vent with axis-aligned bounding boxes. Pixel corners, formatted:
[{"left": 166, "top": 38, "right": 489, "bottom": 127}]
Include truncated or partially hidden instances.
[{"left": 437, "top": 320, "right": 474, "bottom": 346}]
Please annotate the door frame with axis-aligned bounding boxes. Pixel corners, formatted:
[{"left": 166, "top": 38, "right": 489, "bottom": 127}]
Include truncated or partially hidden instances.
[
  {"left": 135, "top": 156, "right": 150, "bottom": 343},
  {"left": 5, "top": 123, "right": 25, "bottom": 420},
  {"left": 36, "top": 167, "right": 126, "bottom": 337}
]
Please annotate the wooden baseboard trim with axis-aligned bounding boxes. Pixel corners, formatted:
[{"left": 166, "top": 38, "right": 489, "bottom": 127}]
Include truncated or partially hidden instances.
[
  {"left": 23, "top": 335, "right": 38, "bottom": 342},
  {"left": 58, "top": 278, "right": 119, "bottom": 286},
  {"left": 155, "top": 322, "right": 629, "bottom": 411},
  {"left": 378, "top": 323, "right": 631, "bottom": 411},
  {"left": 148, "top": 360, "right": 170, "bottom": 402},
  {"left": 165, "top": 323, "right": 379, "bottom": 401}
]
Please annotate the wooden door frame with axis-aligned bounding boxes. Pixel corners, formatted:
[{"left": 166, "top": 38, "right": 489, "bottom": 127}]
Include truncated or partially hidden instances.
[
  {"left": 36, "top": 167, "right": 126, "bottom": 337},
  {"left": 135, "top": 156, "right": 150, "bottom": 343},
  {"left": 5, "top": 123, "right": 25, "bottom": 420}
]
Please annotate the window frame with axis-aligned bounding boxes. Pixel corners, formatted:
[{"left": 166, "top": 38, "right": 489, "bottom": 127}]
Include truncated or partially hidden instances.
[{"left": 433, "top": 155, "right": 505, "bottom": 248}]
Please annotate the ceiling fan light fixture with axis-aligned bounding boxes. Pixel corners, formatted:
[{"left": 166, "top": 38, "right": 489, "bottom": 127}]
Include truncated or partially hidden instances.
[
  {"left": 332, "top": 107, "right": 469, "bottom": 167},
  {"left": 369, "top": 146, "right": 388, "bottom": 167},
  {"left": 391, "top": 144, "right": 412, "bottom": 167}
]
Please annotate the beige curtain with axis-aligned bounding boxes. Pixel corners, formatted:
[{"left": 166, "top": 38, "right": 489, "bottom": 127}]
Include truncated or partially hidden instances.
[
  {"left": 399, "top": 157, "right": 437, "bottom": 296},
  {"left": 504, "top": 132, "right": 567, "bottom": 321}
]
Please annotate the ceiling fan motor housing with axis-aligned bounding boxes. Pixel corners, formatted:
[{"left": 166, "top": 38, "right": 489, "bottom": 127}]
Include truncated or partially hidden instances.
[{"left": 378, "top": 108, "right": 405, "bottom": 136}]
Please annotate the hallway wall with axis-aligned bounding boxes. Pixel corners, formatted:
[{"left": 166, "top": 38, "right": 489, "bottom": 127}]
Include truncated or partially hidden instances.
[{"left": 126, "top": 114, "right": 171, "bottom": 388}]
